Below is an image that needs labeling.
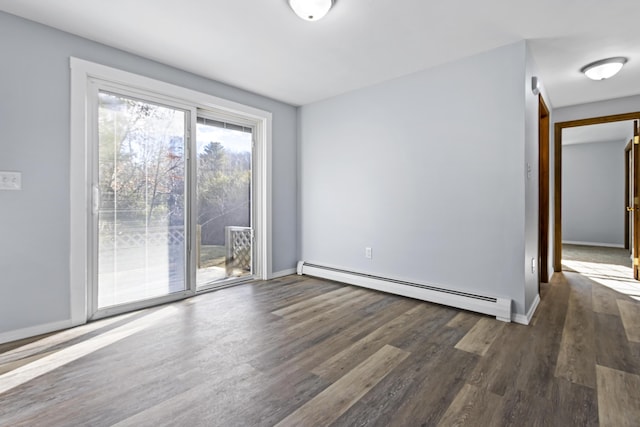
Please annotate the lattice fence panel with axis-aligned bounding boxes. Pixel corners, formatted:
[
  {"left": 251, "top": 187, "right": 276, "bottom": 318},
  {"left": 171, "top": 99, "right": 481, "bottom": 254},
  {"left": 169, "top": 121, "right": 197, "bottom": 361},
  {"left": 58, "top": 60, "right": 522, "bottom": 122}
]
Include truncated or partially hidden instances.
[
  {"left": 99, "top": 226, "right": 185, "bottom": 251},
  {"left": 225, "top": 226, "right": 252, "bottom": 276}
]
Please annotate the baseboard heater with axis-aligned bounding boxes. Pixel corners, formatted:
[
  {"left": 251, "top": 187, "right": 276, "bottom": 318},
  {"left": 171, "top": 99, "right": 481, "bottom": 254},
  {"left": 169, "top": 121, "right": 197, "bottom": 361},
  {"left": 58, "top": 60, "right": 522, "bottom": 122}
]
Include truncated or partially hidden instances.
[{"left": 297, "top": 261, "right": 511, "bottom": 322}]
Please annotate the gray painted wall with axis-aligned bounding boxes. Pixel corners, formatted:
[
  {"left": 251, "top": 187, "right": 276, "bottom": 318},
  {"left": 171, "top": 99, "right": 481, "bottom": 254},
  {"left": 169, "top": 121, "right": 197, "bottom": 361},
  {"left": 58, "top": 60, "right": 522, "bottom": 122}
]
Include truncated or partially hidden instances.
[
  {"left": 562, "top": 140, "right": 626, "bottom": 246},
  {"left": 299, "top": 41, "right": 532, "bottom": 316},
  {"left": 0, "top": 12, "right": 298, "bottom": 335}
]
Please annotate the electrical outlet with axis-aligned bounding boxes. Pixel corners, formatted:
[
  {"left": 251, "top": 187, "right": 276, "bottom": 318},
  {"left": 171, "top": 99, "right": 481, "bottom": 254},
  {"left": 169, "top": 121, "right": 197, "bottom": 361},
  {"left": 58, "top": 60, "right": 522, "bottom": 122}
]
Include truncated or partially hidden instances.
[
  {"left": 531, "top": 258, "right": 536, "bottom": 274},
  {"left": 0, "top": 171, "right": 21, "bottom": 190},
  {"left": 365, "top": 247, "right": 372, "bottom": 259}
]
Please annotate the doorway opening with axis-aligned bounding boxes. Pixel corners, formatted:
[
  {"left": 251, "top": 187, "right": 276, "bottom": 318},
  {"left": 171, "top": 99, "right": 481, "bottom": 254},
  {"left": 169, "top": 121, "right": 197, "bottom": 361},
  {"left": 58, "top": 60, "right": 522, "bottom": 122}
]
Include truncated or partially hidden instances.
[
  {"left": 195, "top": 116, "right": 255, "bottom": 289},
  {"left": 554, "top": 113, "right": 640, "bottom": 299}
]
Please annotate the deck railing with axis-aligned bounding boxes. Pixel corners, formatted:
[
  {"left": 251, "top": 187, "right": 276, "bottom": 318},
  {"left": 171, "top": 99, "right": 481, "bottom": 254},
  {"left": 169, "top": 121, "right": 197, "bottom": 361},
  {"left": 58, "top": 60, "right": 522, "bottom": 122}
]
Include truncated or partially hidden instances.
[{"left": 225, "top": 226, "right": 252, "bottom": 276}]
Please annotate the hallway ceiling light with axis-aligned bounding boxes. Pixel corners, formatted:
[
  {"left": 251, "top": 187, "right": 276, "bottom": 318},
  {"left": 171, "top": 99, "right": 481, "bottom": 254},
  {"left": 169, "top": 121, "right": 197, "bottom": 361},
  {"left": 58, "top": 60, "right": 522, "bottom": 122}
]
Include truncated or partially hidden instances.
[
  {"left": 288, "top": 0, "right": 334, "bottom": 21},
  {"left": 581, "top": 57, "right": 628, "bottom": 80}
]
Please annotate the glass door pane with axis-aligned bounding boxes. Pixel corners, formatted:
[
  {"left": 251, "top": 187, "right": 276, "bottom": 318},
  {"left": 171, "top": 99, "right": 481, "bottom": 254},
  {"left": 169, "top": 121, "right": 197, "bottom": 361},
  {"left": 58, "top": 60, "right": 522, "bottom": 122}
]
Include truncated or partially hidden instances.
[
  {"left": 196, "top": 118, "right": 253, "bottom": 288},
  {"left": 97, "top": 91, "right": 187, "bottom": 309}
]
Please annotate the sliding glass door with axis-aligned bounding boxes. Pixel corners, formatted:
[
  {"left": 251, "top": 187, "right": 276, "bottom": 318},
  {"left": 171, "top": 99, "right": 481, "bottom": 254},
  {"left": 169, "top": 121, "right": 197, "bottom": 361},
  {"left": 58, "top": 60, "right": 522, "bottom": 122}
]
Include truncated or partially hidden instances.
[
  {"left": 196, "top": 117, "right": 254, "bottom": 289},
  {"left": 79, "top": 63, "right": 266, "bottom": 320},
  {"left": 95, "top": 91, "right": 189, "bottom": 312}
]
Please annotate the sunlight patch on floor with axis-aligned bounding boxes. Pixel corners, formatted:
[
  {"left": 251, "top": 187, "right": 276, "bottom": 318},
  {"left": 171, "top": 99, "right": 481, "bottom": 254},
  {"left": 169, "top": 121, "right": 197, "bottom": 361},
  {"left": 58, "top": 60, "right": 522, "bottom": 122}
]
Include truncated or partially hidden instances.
[
  {"left": 0, "top": 306, "right": 178, "bottom": 395},
  {"left": 0, "top": 311, "right": 139, "bottom": 366},
  {"left": 562, "top": 259, "right": 640, "bottom": 301}
]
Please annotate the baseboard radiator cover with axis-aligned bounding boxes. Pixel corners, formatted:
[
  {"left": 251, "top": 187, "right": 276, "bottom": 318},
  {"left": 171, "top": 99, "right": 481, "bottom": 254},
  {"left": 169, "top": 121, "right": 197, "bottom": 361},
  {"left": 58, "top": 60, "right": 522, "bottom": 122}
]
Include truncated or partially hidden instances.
[{"left": 297, "top": 261, "right": 511, "bottom": 322}]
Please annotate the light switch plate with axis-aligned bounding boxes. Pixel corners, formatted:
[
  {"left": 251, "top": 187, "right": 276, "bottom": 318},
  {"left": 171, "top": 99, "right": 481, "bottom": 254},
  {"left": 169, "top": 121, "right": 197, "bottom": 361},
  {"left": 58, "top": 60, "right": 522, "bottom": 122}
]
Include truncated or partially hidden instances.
[{"left": 0, "top": 171, "right": 22, "bottom": 190}]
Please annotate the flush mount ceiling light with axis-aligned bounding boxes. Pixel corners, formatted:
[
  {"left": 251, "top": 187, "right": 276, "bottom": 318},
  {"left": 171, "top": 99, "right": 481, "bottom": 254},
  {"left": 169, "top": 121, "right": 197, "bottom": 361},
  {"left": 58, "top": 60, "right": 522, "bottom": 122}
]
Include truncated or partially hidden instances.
[
  {"left": 581, "top": 57, "right": 628, "bottom": 81},
  {"left": 288, "top": 0, "right": 334, "bottom": 21}
]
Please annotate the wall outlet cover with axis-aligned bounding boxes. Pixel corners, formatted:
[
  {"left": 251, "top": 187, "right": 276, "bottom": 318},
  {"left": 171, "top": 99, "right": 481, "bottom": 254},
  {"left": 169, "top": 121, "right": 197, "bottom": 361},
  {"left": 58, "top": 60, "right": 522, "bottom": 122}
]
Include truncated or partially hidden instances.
[{"left": 0, "top": 171, "right": 21, "bottom": 190}]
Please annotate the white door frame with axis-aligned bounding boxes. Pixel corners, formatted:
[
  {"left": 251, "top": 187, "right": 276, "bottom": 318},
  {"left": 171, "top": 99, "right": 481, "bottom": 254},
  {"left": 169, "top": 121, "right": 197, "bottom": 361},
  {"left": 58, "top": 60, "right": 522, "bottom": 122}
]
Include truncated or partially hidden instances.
[{"left": 70, "top": 58, "right": 272, "bottom": 325}]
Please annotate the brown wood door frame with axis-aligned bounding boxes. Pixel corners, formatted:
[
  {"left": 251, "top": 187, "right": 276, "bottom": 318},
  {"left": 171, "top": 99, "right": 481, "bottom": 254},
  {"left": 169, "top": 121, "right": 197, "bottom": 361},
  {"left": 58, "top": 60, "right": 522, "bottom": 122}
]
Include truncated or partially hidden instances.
[
  {"left": 634, "top": 121, "right": 640, "bottom": 279},
  {"left": 624, "top": 139, "right": 632, "bottom": 251},
  {"left": 553, "top": 112, "right": 640, "bottom": 273},
  {"left": 538, "top": 96, "right": 550, "bottom": 284}
]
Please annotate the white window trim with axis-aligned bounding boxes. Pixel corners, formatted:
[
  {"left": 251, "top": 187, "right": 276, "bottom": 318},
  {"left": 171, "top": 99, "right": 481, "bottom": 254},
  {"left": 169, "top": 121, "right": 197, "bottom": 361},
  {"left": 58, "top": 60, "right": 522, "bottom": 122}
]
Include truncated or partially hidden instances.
[{"left": 70, "top": 57, "right": 272, "bottom": 326}]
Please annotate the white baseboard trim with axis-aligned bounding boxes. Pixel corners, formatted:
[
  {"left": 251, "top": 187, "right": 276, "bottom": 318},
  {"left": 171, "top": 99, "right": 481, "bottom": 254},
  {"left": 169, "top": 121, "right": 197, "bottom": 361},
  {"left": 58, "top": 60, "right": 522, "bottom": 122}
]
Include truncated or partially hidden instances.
[
  {"left": 512, "top": 294, "right": 540, "bottom": 325},
  {"left": 270, "top": 268, "right": 296, "bottom": 279},
  {"left": 0, "top": 319, "right": 73, "bottom": 345},
  {"left": 562, "top": 240, "right": 625, "bottom": 249}
]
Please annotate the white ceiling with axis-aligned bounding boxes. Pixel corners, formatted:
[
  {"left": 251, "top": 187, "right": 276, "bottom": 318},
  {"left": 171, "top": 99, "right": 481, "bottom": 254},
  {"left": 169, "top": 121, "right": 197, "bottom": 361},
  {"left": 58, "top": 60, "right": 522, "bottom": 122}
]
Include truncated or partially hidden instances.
[
  {"left": 562, "top": 121, "right": 635, "bottom": 146},
  {"left": 1, "top": 0, "right": 640, "bottom": 107}
]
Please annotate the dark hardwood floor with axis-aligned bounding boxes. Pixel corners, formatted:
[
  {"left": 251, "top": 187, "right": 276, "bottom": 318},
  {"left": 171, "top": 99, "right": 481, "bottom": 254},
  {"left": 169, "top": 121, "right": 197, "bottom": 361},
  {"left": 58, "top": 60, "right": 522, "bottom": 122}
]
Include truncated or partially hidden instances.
[{"left": 1, "top": 271, "right": 639, "bottom": 426}]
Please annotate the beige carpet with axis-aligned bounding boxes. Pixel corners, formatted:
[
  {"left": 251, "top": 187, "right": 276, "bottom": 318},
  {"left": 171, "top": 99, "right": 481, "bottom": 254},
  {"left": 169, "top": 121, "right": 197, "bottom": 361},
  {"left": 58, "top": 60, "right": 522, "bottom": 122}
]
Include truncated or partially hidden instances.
[{"left": 562, "top": 244, "right": 632, "bottom": 269}]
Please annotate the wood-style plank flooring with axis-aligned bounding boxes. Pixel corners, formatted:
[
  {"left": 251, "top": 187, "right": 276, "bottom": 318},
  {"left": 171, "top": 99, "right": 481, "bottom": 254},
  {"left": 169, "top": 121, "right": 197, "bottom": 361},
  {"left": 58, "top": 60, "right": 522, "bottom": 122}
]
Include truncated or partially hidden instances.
[{"left": 1, "top": 268, "right": 640, "bottom": 426}]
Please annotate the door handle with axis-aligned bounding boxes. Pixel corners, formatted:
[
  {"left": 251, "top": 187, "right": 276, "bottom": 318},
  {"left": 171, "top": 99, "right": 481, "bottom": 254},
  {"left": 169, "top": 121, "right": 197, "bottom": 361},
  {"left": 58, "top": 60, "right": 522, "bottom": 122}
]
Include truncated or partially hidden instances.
[
  {"left": 627, "top": 206, "right": 635, "bottom": 212},
  {"left": 93, "top": 185, "right": 101, "bottom": 215}
]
